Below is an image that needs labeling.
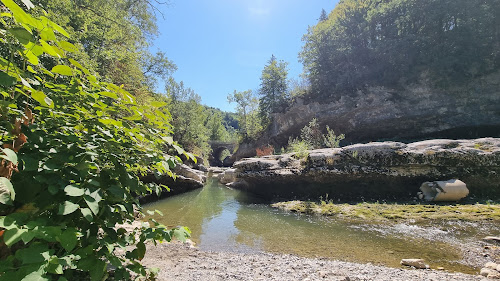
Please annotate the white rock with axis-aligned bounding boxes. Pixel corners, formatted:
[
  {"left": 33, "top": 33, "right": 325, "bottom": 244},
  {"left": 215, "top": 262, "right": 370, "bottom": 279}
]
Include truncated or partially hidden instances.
[
  {"left": 481, "top": 268, "right": 496, "bottom": 277},
  {"left": 400, "top": 259, "right": 429, "bottom": 269},
  {"left": 485, "top": 262, "right": 499, "bottom": 270}
]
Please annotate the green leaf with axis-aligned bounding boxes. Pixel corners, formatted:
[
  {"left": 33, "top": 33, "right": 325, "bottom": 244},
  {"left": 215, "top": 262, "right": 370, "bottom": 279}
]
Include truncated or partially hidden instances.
[
  {"left": 84, "top": 195, "right": 99, "bottom": 215},
  {"left": 58, "top": 229, "right": 78, "bottom": 252},
  {"left": 172, "top": 227, "right": 190, "bottom": 243},
  {"left": 8, "top": 27, "right": 33, "bottom": 44},
  {"left": 80, "top": 208, "right": 93, "bottom": 222},
  {"left": 0, "top": 177, "right": 15, "bottom": 201},
  {"left": 1, "top": 0, "right": 36, "bottom": 26},
  {"left": 97, "top": 91, "right": 118, "bottom": 99},
  {"left": 64, "top": 185, "right": 84, "bottom": 197},
  {"left": 0, "top": 71, "right": 17, "bottom": 87},
  {"left": 31, "top": 90, "right": 53, "bottom": 108},
  {"left": 1, "top": 148, "right": 18, "bottom": 165},
  {"left": 3, "top": 228, "right": 28, "bottom": 246},
  {"left": 68, "top": 58, "right": 89, "bottom": 74},
  {"left": 15, "top": 244, "right": 48, "bottom": 264},
  {"left": 58, "top": 201, "right": 79, "bottom": 215},
  {"left": 136, "top": 241, "right": 146, "bottom": 260},
  {"left": 47, "top": 19, "right": 69, "bottom": 38},
  {"left": 57, "top": 41, "right": 77, "bottom": 53},
  {"left": 40, "top": 40, "right": 60, "bottom": 57},
  {"left": 23, "top": 50, "right": 39, "bottom": 65},
  {"left": 150, "top": 101, "right": 167, "bottom": 107},
  {"left": 51, "top": 65, "right": 73, "bottom": 76},
  {"left": 20, "top": 270, "right": 49, "bottom": 281}
]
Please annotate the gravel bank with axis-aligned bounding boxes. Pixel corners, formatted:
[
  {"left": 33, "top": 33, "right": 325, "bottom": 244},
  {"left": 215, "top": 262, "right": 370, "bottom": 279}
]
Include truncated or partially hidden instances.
[{"left": 142, "top": 243, "right": 482, "bottom": 281}]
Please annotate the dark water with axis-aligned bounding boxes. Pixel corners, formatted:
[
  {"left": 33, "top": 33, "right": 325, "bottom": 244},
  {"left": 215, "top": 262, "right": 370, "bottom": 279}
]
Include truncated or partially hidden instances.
[{"left": 144, "top": 178, "right": 497, "bottom": 274}]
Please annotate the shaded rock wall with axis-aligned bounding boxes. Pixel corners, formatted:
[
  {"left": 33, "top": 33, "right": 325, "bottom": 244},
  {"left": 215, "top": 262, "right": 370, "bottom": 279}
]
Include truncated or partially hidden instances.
[
  {"left": 232, "top": 138, "right": 500, "bottom": 200},
  {"left": 232, "top": 72, "right": 500, "bottom": 161}
]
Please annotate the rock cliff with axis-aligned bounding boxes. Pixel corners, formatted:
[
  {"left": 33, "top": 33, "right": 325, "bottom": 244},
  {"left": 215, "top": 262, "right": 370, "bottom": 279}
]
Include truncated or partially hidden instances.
[
  {"left": 231, "top": 138, "right": 500, "bottom": 200},
  {"left": 233, "top": 72, "right": 500, "bottom": 161}
]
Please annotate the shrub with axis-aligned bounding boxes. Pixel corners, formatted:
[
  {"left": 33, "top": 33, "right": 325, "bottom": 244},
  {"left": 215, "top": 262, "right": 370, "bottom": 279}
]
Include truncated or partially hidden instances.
[
  {"left": 0, "top": 1, "right": 190, "bottom": 280},
  {"left": 256, "top": 144, "right": 274, "bottom": 157}
]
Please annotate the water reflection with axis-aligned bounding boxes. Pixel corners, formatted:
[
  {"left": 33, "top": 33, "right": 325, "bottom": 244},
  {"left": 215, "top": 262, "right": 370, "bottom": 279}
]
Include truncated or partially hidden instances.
[{"left": 145, "top": 178, "right": 493, "bottom": 274}]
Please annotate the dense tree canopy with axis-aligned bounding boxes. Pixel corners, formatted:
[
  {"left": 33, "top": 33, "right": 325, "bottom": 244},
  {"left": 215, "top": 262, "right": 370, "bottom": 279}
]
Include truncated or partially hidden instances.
[
  {"left": 228, "top": 90, "right": 263, "bottom": 141},
  {"left": 34, "top": 0, "right": 176, "bottom": 100},
  {"left": 300, "top": 0, "right": 500, "bottom": 99}
]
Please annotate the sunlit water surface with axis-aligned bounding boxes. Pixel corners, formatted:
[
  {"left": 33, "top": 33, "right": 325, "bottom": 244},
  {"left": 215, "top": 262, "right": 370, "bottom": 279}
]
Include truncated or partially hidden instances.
[{"left": 145, "top": 178, "right": 498, "bottom": 274}]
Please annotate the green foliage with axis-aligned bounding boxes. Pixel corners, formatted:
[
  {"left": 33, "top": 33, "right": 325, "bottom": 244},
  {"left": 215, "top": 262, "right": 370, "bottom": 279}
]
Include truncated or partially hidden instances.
[
  {"left": 287, "top": 119, "right": 345, "bottom": 157},
  {"left": 165, "top": 78, "right": 211, "bottom": 158},
  {"left": 258, "top": 55, "right": 289, "bottom": 121},
  {"left": 0, "top": 2, "right": 190, "bottom": 280},
  {"left": 323, "top": 126, "right": 345, "bottom": 148},
  {"left": 300, "top": 0, "right": 500, "bottom": 99},
  {"left": 286, "top": 138, "right": 310, "bottom": 159},
  {"left": 34, "top": 0, "right": 176, "bottom": 101},
  {"left": 227, "top": 89, "right": 263, "bottom": 141},
  {"left": 203, "top": 107, "right": 237, "bottom": 143}
]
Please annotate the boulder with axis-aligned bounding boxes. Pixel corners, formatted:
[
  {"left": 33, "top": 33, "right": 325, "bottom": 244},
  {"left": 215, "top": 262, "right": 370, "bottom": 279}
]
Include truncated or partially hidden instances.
[
  {"left": 174, "top": 164, "right": 206, "bottom": 183},
  {"left": 419, "top": 179, "right": 469, "bottom": 201},
  {"left": 139, "top": 164, "right": 206, "bottom": 203},
  {"left": 218, "top": 168, "right": 236, "bottom": 185},
  {"left": 400, "top": 259, "right": 429, "bottom": 269},
  {"left": 232, "top": 138, "right": 500, "bottom": 200}
]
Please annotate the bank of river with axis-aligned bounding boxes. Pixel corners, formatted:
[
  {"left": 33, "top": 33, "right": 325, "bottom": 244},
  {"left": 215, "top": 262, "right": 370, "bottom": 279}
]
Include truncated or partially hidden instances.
[{"left": 144, "top": 178, "right": 500, "bottom": 276}]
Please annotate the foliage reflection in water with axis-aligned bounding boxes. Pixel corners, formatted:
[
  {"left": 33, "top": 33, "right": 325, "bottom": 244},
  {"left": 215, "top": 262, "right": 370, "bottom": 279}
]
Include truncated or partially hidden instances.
[{"left": 145, "top": 178, "right": 491, "bottom": 274}]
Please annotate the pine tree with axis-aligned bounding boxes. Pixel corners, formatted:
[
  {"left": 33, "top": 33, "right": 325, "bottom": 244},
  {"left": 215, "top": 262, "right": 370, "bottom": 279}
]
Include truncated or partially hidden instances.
[{"left": 258, "top": 55, "right": 289, "bottom": 122}]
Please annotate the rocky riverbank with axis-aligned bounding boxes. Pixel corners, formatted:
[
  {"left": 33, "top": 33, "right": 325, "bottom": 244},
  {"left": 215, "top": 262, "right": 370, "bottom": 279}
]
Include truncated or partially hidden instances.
[
  {"left": 230, "top": 138, "right": 500, "bottom": 200},
  {"left": 142, "top": 243, "right": 483, "bottom": 281}
]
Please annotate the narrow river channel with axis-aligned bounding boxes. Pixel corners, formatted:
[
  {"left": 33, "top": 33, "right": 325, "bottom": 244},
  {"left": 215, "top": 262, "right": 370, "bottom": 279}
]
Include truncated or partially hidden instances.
[{"left": 145, "top": 178, "right": 497, "bottom": 274}]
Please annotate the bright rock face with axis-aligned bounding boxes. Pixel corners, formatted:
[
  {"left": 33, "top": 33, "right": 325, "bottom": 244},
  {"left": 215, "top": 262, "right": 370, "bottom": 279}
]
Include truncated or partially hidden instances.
[{"left": 231, "top": 138, "right": 500, "bottom": 200}]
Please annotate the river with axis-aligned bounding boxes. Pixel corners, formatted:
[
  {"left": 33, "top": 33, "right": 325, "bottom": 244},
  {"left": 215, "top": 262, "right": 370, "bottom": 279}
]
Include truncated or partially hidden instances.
[{"left": 145, "top": 178, "right": 497, "bottom": 274}]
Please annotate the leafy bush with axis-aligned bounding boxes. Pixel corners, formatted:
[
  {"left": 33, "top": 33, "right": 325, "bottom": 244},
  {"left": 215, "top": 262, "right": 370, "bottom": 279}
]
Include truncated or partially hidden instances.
[
  {"left": 287, "top": 119, "right": 344, "bottom": 158},
  {"left": 0, "top": 1, "right": 190, "bottom": 280},
  {"left": 323, "top": 126, "right": 345, "bottom": 148},
  {"left": 287, "top": 138, "right": 311, "bottom": 159}
]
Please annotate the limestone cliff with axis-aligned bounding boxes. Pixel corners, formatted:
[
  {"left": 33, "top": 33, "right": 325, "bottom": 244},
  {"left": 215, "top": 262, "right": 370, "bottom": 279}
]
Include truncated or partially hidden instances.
[
  {"left": 233, "top": 72, "right": 500, "bottom": 161},
  {"left": 231, "top": 138, "right": 500, "bottom": 200}
]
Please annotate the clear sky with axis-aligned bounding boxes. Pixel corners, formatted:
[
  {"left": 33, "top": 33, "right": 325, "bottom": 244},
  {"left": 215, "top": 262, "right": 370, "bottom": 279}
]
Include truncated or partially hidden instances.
[{"left": 151, "top": 0, "right": 337, "bottom": 112}]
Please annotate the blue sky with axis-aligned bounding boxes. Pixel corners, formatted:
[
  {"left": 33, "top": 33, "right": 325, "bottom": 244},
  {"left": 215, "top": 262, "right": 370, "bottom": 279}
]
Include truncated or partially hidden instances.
[{"left": 151, "top": 0, "right": 337, "bottom": 112}]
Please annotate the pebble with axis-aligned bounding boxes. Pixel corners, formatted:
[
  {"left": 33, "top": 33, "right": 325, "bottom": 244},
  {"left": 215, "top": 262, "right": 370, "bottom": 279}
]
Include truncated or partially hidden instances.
[{"left": 142, "top": 243, "right": 482, "bottom": 281}]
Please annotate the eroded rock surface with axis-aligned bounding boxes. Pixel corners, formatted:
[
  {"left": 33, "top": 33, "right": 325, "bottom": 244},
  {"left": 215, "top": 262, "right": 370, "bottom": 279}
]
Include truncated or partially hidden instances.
[
  {"left": 232, "top": 138, "right": 500, "bottom": 200},
  {"left": 232, "top": 73, "right": 500, "bottom": 161}
]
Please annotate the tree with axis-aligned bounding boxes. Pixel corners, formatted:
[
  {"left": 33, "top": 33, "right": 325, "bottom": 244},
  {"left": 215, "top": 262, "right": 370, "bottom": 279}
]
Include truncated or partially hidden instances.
[
  {"left": 165, "top": 78, "right": 210, "bottom": 157},
  {"left": 34, "top": 0, "right": 175, "bottom": 100},
  {"left": 318, "top": 8, "right": 328, "bottom": 22},
  {"left": 228, "top": 90, "right": 263, "bottom": 140},
  {"left": 258, "top": 55, "right": 289, "bottom": 122},
  {"left": 300, "top": 0, "right": 500, "bottom": 99}
]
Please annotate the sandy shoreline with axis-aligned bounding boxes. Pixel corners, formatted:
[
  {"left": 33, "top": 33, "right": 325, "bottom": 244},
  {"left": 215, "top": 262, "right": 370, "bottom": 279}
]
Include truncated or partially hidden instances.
[{"left": 142, "top": 243, "right": 483, "bottom": 281}]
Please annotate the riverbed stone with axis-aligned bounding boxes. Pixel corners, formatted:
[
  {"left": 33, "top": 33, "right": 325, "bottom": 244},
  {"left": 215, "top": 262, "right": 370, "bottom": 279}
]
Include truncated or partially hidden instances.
[
  {"left": 400, "top": 259, "right": 428, "bottom": 269},
  {"left": 232, "top": 138, "right": 500, "bottom": 200},
  {"left": 485, "top": 262, "right": 499, "bottom": 270},
  {"left": 481, "top": 268, "right": 496, "bottom": 277},
  {"left": 218, "top": 168, "right": 236, "bottom": 184}
]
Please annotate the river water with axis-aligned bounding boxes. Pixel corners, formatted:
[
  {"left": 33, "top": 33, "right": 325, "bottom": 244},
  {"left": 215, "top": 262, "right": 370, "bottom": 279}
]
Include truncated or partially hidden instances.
[{"left": 144, "top": 178, "right": 496, "bottom": 274}]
